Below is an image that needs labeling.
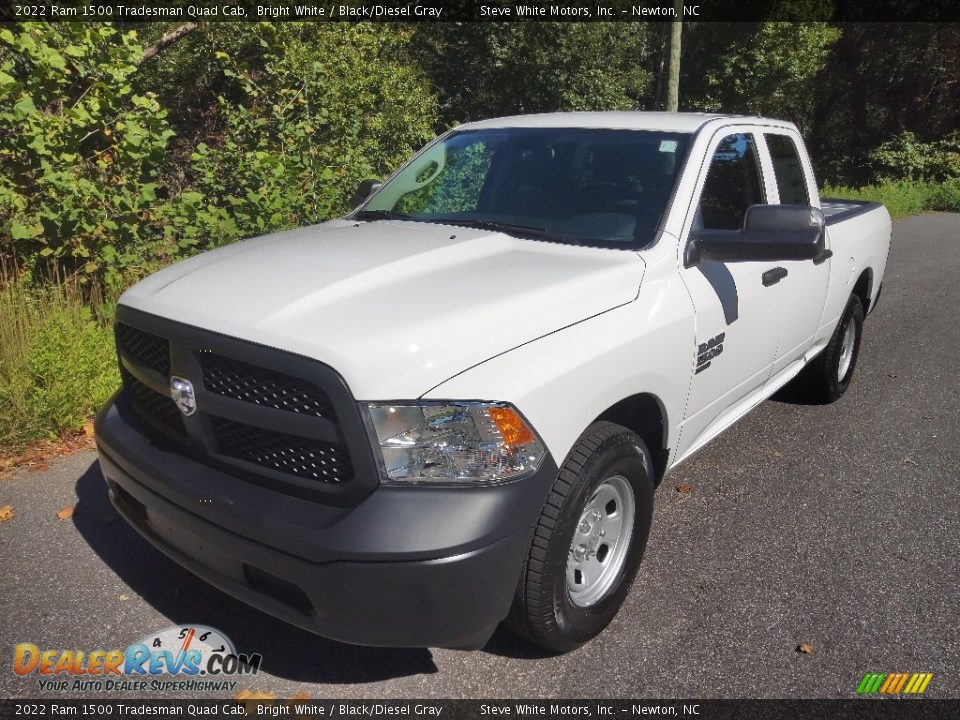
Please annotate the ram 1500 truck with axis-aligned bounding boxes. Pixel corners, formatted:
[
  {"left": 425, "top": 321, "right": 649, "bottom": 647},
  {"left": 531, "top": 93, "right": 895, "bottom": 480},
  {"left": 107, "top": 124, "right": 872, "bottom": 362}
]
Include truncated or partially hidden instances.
[{"left": 95, "top": 112, "right": 891, "bottom": 652}]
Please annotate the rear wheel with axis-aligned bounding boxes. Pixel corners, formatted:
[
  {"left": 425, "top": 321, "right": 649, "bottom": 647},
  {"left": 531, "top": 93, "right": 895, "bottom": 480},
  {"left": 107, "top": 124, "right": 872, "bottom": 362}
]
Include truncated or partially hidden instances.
[
  {"left": 798, "top": 293, "right": 865, "bottom": 403},
  {"left": 508, "top": 422, "right": 654, "bottom": 653}
]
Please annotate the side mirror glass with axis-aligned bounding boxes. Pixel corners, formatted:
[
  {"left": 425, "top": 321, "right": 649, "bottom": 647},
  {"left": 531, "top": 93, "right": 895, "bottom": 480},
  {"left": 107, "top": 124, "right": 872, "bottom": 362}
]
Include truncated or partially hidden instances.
[
  {"left": 350, "top": 179, "right": 381, "bottom": 209},
  {"left": 690, "top": 204, "right": 825, "bottom": 264}
]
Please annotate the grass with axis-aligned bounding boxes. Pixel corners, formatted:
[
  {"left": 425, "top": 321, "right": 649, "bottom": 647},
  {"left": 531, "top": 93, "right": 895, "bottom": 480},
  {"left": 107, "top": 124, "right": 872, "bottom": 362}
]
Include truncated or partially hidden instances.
[
  {"left": 0, "top": 271, "right": 119, "bottom": 451},
  {"left": 821, "top": 178, "right": 960, "bottom": 219}
]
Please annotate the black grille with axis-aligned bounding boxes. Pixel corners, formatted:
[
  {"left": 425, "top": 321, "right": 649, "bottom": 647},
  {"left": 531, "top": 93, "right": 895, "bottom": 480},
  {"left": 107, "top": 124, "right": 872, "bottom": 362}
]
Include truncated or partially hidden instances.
[
  {"left": 212, "top": 416, "right": 352, "bottom": 484},
  {"left": 121, "top": 367, "right": 185, "bottom": 437},
  {"left": 111, "top": 306, "right": 376, "bottom": 504},
  {"left": 117, "top": 323, "right": 170, "bottom": 375},
  {"left": 202, "top": 353, "right": 335, "bottom": 419}
]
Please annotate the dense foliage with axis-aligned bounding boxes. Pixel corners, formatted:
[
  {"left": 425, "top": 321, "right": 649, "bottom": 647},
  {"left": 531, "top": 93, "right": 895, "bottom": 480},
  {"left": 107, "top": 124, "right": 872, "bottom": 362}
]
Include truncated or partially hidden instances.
[
  {"left": 0, "top": 274, "right": 117, "bottom": 448},
  {"left": 2, "top": 20, "right": 957, "bottom": 289},
  {"left": 0, "top": 24, "right": 173, "bottom": 287},
  {"left": 0, "top": 19, "right": 957, "bottom": 451},
  {"left": 0, "top": 22, "right": 436, "bottom": 287},
  {"left": 161, "top": 24, "right": 437, "bottom": 254},
  {"left": 682, "top": 22, "right": 840, "bottom": 132},
  {"left": 410, "top": 23, "right": 653, "bottom": 126}
]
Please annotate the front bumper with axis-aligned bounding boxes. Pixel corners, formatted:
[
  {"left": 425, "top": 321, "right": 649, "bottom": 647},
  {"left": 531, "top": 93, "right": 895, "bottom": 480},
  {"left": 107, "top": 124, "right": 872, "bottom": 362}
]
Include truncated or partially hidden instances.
[{"left": 95, "top": 391, "right": 557, "bottom": 648}]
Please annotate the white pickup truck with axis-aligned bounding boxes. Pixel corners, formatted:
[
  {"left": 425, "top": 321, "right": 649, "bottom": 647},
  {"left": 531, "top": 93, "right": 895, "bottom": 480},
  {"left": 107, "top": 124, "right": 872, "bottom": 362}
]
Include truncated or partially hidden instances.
[{"left": 96, "top": 112, "right": 891, "bottom": 652}]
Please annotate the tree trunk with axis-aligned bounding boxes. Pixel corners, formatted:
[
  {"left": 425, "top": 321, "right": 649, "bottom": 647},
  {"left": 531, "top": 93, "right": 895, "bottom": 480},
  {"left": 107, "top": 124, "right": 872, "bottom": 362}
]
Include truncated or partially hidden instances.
[
  {"left": 665, "top": 1, "right": 683, "bottom": 112},
  {"left": 654, "top": 25, "right": 666, "bottom": 110},
  {"left": 136, "top": 23, "right": 199, "bottom": 67}
]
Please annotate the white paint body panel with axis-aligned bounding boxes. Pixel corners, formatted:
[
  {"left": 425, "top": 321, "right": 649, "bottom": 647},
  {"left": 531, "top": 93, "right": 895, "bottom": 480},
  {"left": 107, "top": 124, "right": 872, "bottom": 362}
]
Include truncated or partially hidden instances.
[
  {"left": 119, "top": 112, "right": 891, "bottom": 474},
  {"left": 119, "top": 218, "right": 645, "bottom": 400}
]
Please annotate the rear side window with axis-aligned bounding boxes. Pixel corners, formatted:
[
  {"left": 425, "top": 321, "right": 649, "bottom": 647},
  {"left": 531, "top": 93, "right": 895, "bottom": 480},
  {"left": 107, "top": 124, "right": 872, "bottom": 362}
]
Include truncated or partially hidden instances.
[
  {"left": 766, "top": 133, "right": 810, "bottom": 205},
  {"left": 698, "top": 133, "right": 765, "bottom": 231}
]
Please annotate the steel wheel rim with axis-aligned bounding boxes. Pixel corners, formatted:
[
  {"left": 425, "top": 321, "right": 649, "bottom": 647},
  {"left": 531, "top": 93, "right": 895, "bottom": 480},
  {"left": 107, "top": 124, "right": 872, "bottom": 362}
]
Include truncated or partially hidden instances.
[
  {"left": 566, "top": 474, "right": 636, "bottom": 608},
  {"left": 838, "top": 319, "right": 856, "bottom": 381}
]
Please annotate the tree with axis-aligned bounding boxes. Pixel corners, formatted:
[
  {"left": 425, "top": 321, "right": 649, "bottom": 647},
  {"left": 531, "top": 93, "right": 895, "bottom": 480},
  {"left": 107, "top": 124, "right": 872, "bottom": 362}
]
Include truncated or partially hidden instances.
[
  {"left": 0, "top": 22, "right": 438, "bottom": 284},
  {"left": 135, "top": 22, "right": 198, "bottom": 67},
  {"left": 161, "top": 23, "right": 437, "bottom": 248},
  {"left": 808, "top": 23, "right": 960, "bottom": 184},
  {"left": 664, "top": 0, "right": 683, "bottom": 111},
  {"left": 411, "top": 23, "right": 654, "bottom": 127},
  {"left": 682, "top": 22, "right": 839, "bottom": 130}
]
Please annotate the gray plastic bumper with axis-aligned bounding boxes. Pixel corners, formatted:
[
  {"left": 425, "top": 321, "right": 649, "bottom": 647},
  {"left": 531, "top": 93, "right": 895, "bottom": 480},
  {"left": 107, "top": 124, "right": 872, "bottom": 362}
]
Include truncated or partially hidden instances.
[{"left": 94, "top": 391, "right": 557, "bottom": 648}]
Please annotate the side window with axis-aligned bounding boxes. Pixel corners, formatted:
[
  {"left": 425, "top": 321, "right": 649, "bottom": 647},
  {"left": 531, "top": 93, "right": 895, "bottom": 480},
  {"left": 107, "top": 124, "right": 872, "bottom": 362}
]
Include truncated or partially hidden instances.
[
  {"left": 698, "top": 133, "right": 765, "bottom": 231},
  {"left": 766, "top": 133, "right": 810, "bottom": 205}
]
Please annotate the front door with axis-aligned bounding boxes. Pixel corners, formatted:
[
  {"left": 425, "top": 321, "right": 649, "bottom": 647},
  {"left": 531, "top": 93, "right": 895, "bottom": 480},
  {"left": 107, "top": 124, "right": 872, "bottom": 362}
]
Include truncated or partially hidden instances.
[{"left": 676, "top": 131, "right": 784, "bottom": 461}]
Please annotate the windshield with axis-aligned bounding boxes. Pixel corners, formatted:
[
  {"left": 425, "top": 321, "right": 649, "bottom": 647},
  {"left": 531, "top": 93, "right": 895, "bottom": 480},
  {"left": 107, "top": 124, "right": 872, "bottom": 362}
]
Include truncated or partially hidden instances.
[{"left": 358, "top": 127, "right": 691, "bottom": 246}]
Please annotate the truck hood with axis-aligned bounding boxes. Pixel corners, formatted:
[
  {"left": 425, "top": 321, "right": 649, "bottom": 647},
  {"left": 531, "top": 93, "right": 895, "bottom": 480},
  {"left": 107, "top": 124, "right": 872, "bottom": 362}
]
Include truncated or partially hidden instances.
[{"left": 119, "top": 219, "right": 645, "bottom": 399}]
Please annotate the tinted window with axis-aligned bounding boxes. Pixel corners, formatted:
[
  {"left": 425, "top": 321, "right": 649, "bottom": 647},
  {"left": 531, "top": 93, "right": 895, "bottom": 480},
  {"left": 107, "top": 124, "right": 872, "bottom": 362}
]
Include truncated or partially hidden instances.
[
  {"left": 699, "top": 133, "right": 765, "bottom": 231},
  {"left": 396, "top": 136, "right": 495, "bottom": 215},
  {"left": 364, "top": 128, "right": 691, "bottom": 246},
  {"left": 766, "top": 134, "right": 810, "bottom": 205}
]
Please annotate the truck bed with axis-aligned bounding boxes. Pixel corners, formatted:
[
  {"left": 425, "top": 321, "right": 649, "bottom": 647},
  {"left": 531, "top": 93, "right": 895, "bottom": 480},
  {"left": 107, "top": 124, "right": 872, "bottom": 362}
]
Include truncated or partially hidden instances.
[{"left": 821, "top": 198, "right": 884, "bottom": 226}]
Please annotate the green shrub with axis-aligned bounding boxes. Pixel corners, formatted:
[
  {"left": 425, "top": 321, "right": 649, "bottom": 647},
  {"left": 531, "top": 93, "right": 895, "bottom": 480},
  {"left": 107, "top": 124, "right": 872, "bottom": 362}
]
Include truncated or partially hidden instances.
[
  {"left": 0, "top": 24, "right": 175, "bottom": 289},
  {"left": 926, "top": 178, "right": 960, "bottom": 212},
  {"left": 164, "top": 24, "right": 437, "bottom": 251},
  {"left": 0, "top": 275, "right": 118, "bottom": 449},
  {"left": 1, "top": 23, "right": 437, "bottom": 286},
  {"left": 869, "top": 132, "right": 960, "bottom": 183}
]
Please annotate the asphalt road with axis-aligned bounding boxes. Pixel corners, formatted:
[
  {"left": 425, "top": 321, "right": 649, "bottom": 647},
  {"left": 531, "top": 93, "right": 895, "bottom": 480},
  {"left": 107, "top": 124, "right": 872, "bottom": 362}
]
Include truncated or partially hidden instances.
[{"left": 1, "top": 214, "right": 957, "bottom": 700}]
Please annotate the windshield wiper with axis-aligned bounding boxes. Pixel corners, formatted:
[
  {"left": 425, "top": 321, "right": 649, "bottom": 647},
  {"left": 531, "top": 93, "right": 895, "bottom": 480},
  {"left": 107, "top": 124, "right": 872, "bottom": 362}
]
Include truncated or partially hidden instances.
[
  {"left": 353, "top": 209, "right": 414, "bottom": 222},
  {"left": 426, "top": 218, "right": 579, "bottom": 243}
]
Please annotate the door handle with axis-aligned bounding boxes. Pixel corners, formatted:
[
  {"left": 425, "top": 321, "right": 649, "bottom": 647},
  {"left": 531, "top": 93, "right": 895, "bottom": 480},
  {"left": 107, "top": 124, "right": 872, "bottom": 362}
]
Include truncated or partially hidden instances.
[{"left": 762, "top": 267, "right": 788, "bottom": 287}]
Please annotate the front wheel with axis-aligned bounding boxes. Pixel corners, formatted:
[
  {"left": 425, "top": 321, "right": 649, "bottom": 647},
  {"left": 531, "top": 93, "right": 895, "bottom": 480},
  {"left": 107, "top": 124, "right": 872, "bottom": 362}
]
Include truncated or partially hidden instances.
[{"left": 507, "top": 422, "right": 654, "bottom": 653}]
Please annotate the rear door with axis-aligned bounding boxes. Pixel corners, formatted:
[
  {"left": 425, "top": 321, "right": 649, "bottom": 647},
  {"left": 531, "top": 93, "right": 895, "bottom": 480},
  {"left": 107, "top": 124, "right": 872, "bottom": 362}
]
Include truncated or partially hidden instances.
[{"left": 759, "top": 131, "right": 831, "bottom": 376}]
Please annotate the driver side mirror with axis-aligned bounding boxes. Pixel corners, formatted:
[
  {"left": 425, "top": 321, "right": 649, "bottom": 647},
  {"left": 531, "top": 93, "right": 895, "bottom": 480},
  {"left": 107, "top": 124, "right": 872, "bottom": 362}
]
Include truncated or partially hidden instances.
[
  {"left": 349, "top": 178, "right": 381, "bottom": 208},
  {"left": 689, "top": 204, "right": 825, "bottom": 264}
]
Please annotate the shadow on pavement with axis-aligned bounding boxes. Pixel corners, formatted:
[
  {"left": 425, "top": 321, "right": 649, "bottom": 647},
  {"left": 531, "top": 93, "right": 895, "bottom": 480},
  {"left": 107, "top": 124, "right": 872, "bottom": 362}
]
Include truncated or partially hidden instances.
[
  {"left": 769, "top": 374, "right": 822, "bottom": 406},
  {"left": 481, "top": 626, "right": 559, "bottom": 660},
  {"left": 72, "top": 460, "right": 438, "bottom": 685}
]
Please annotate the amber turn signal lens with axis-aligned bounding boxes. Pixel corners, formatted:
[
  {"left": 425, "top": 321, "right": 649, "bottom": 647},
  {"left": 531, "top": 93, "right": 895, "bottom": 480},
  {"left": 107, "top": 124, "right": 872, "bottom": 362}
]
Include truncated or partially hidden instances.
[{"left": 487, "top": 406, "right": 536, "bottom": 446}]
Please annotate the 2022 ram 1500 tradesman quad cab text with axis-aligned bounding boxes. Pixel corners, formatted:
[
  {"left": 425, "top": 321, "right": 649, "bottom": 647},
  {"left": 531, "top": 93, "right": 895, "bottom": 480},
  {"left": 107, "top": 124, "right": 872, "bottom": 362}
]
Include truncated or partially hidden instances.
[{"left": 96, "top": 113, "right": 891, "bottom": 652}]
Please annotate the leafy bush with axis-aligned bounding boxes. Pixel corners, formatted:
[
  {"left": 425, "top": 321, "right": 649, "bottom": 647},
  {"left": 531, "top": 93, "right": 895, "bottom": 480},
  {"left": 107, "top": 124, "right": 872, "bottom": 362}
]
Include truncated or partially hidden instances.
[
  {"left": 0, "top": 274, "right": 118, "bottom": 449},
  {"left": 869, "top": 132, "right": 960, "bottom": 183},
  {"left": 167, "top": 24, "right": 436, "bottom": 249},
  {"left": 0, "top": 23, "right": 437, "bottom": 285},
  {"left": 0, "top": 24, "right": 174, "bottom": 288},
  {"left": 927, "top": 178, "right": 960, "bottom": 211},
  {"left": 412, "top": 23, "right": 653, "bottom": 127},
  {"left": 688, "top": 22, "right": 840, "bottom": 129}
]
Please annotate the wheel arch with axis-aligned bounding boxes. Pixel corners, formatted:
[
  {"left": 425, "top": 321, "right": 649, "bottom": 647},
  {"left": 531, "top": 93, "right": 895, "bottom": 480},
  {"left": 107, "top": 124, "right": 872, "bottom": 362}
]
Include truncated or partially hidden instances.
[
  {"left": 853, "top": 268, "right": 874, "bottom": 313},
  {"left": 593, "top": 393, "right": 669, "bottom": 485}
]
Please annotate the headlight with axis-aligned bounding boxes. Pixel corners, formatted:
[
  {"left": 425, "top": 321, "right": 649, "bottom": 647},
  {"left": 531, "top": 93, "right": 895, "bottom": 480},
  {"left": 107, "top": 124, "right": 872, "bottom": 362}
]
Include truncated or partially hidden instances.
[{"left": 365, "top": 402, "right": 546, "bottom": 485}]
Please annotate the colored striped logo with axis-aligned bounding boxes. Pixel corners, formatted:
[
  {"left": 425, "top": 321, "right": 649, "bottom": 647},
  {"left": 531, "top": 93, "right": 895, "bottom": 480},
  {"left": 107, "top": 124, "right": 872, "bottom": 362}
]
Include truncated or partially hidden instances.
[{"left": 857, "top": 673, "right": 933, "bottom": 695}]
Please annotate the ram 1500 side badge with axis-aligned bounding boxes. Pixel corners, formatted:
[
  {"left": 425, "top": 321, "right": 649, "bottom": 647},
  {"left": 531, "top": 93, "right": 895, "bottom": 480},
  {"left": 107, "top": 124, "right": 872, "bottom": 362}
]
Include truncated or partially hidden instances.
[{"left": 695, "top": 333, "right": 726, "bottom": 374}]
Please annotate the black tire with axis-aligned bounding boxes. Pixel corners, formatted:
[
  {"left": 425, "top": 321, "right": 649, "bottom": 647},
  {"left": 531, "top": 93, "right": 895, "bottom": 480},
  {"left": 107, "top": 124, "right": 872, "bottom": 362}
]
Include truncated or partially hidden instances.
[
  {"left": 798, "top": 293, "right": 865, "bottom": 403},
  {"left": 507, "top": 421, "right": 654, "bottom": 653}
]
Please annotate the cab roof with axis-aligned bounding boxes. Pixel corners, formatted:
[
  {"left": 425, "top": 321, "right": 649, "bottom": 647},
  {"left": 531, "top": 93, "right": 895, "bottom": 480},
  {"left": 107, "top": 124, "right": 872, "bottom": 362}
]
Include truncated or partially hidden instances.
[{"left": 457, "top": 111, "right": 783, "bottom": 134}]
